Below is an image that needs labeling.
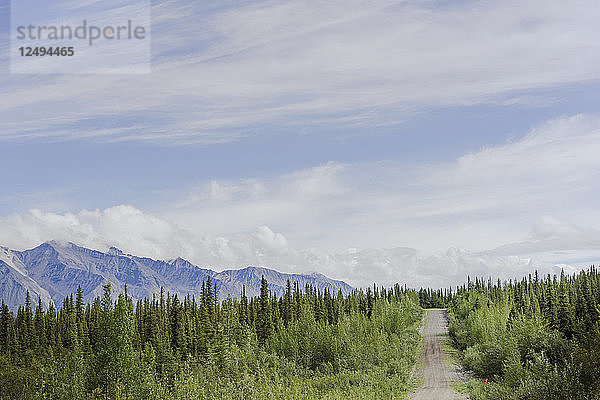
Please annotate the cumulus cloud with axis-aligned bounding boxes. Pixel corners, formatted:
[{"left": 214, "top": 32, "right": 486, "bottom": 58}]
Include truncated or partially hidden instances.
[
  {"left": 0, "top": 206, "right": 593, "bottom": 289},
  {"left": 2, "top": 114, "right": 599, "bottom": 288},
  {"left": 0, "top": 206, "right": 193, "bottom": 260},
  {"left": 0, "top": 205, "right": 300, "bottom": 270},
  {"left": 160, "top": 114, "right": 600, "bottom": 256}
]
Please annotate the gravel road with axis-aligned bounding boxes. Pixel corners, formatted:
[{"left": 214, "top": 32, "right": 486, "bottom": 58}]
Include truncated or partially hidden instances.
[{"left": 407, "top": 309, "right": 468, "bottom": 400}]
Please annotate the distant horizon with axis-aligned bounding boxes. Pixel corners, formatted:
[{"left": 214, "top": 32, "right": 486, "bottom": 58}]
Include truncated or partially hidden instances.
[{"left": 3, "top": 239, "right": 594, "bottom": 292}]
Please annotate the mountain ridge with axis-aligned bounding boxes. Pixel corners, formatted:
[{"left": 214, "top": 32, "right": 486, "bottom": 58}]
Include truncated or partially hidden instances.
[{"left": 0, "top": 241, "right": 353, "bottom": 309}]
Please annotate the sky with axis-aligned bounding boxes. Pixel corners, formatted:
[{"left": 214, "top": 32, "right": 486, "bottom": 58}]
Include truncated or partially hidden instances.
[{"left": 1, "top": 0, "right": 600, "bottom": 288}]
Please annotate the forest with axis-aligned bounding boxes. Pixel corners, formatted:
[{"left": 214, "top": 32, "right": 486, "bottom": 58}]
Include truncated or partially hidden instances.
[
  {"left": 0, "top": 278, "right": 423, "bottom": 399},
  {"left": 448, "top": 267, "right": 600, "bottom": 400},
  {"left": 2, "top": 267, "right": 600, "bottom": 399}
]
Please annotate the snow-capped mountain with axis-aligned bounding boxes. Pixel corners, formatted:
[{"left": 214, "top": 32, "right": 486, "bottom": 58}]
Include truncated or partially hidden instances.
[{"left": 0, "top": 241, "right": 353, "bottom": 309}]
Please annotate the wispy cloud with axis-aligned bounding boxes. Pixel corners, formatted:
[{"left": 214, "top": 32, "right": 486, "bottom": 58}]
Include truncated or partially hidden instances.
[
  {"left": 484, "top": 216, "right": 600, "bottom": 257},
  {"left": 2, "top": 0, "right": 600, "bottom": 142}
]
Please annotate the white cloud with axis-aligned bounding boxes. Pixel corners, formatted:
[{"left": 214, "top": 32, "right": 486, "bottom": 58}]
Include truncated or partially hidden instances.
[
  {"left": 159, "top": 114, "right": 600, "bottom": 256},
  {"left": 484, "top": 216, "right": 600, "bottom": 257},
  {"left": 2, "top": 0, "right": 600, "bottom": 142},
  {"left": 0, "top": 206, "right": 192, "bottom": 259},
  {"left": 0, "top": 206, "right": 587, "bottom": 289},
  {"left": 2, "top": 114, "right": 600, "bottom": 287}
]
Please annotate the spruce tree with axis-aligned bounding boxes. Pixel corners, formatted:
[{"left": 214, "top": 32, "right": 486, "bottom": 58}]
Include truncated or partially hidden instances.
[
  {"left": 75, "top": 286, "right": 84, "bottom": 323},
  {"left": 34, "top": 297, "right": 45, "bottom": 350},
  {"left": 283, "top": 279, "right": 292, "bottom": 326},
  {"left": 0, "top": 301, "right": 12, "bottom": 354},
  {"left": 95, "top": 283, "right": 116, "bottom": 397},
  {"left": 257, "top": 276, "right": 271, "bottom": 344},
  {"left": 239, "top": 285, "right": 248, "bottom": 326}
]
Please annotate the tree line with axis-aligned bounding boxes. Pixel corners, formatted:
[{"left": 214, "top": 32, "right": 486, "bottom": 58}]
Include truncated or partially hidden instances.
[
  {"left": 448, "top": 267, "right": 600, "bottom": 400},
  {"left": 0, "top": 277, "right": 423, "bottom": 399}
]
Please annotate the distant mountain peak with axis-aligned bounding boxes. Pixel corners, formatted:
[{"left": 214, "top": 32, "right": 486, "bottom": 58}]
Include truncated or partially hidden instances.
[
  {"left": 39, "top": 240, "right": 79, "bottom": 256},
  {"left": 108, "top": 246, "right": 124, "bottom": 256},
  {"left": 168, "top": 257, "right": 196, "bottom": 268},
  {"left": 0, "top": 241, "right": 353, "bottom": 309},
  {"left": 44, "top": 239, "right": 72, "bottom": 248}
]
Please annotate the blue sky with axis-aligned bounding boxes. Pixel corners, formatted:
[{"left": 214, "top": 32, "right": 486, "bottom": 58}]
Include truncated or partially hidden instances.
[{"left": 1, "top": 0, "right": 600, "bottom": 287}]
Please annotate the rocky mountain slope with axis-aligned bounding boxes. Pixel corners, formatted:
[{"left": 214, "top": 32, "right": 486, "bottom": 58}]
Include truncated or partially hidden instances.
[{"left": 0, "top": 241, "right": 353, "bottom": 309}]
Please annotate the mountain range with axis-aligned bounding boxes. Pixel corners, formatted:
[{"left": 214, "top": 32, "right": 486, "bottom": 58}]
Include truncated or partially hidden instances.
[{"left": 0, "top": 241, "right": 353, "bottom": 309}]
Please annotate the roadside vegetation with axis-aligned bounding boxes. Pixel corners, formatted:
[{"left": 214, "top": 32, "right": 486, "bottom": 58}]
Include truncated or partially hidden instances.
[
  {"left": 448, "top": 267, "right": 600, "bottom": 400},
  {"left": 0, "top": 279, "right": 423, "bottom": 399},
  {"left": 4, "top": 265, "right": 599, "bottom": 399}
]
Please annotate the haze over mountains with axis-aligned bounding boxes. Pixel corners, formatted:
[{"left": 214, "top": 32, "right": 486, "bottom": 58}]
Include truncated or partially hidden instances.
[{"left": 0, "top": 241, "right": 352, "bottom": 309}]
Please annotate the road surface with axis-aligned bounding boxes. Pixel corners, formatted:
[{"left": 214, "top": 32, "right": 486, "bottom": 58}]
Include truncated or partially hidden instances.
[{"left": 407, "top": 309, "right": 468, "bottom": 400}]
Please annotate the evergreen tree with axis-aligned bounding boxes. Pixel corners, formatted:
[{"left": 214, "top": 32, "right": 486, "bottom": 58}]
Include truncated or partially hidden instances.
[
  {"left": 239, "top": 285, "right": 248, "bottom": 326},
  {"left": 256, "top": 276, "right": 271, "bottom": 344},
  {"left": 34, "top": 297, "right": 45, "bottom": 350},
  {"left": 0, "top": 301, "right": 12, "bottom": 354},
  {"left": 94, "top": 283, "right": 116, "bottom": 397},
  {"left": 558, "top": 283, "right": 575, "bottom": 338},
  {"left": 75, "top": 286, "right": 84, "bottom": 322},
  {"left": 366, "top": 287, "right": 374, "bottom": 320},
  {"left": 283, "top": 279, "right": 292, "bottom": 326}
]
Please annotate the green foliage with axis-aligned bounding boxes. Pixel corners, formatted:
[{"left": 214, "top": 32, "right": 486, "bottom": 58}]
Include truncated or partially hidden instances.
[
  {"left": 417, "top": 287, "right": 452, "bottom": 308},
  {"left": 0, "top": 280, "right": 423, "bottom": 399},
  {"left": 448, "top": 267, "right": 600, "bottom": 400}
]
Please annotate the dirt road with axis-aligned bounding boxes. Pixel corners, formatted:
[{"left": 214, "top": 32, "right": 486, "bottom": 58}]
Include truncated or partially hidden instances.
[{"left": 407, "top": 309, "right": 468, "bottom": 400}]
